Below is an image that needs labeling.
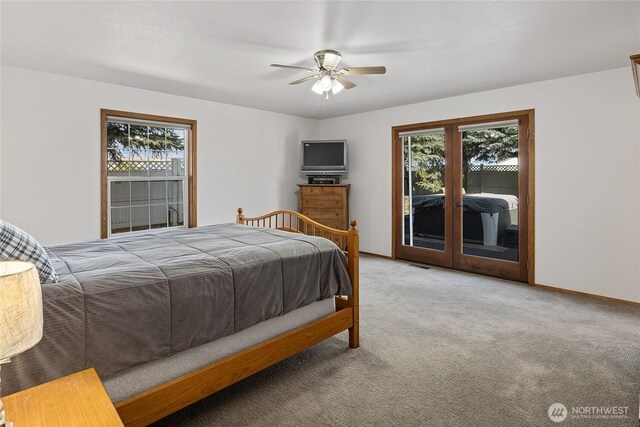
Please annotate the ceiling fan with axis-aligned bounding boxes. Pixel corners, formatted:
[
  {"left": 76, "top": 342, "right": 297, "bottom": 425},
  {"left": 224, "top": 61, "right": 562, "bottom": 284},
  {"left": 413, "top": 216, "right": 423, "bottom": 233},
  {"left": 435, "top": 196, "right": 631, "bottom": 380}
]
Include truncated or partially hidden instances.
[{"left": 271, "top": 50, "right": 386, "bottom": 100}]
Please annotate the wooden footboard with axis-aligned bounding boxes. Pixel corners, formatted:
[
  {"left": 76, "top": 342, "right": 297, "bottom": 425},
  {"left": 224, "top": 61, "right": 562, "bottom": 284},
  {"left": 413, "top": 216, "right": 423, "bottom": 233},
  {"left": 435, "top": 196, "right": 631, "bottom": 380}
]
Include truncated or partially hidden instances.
[
  {"left": 236, "top": 208, "right": 359, "bottom": 348},
  {"left": 114, "top": 209, "right": 359, "bottom": 426}
]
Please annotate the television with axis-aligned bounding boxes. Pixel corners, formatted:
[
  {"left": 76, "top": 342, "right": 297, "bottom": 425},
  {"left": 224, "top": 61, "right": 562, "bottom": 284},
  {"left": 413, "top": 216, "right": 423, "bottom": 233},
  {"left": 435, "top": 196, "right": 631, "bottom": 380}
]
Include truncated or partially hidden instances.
[{"left": 300, "top": 140, "right": 348, "bottom": 174}]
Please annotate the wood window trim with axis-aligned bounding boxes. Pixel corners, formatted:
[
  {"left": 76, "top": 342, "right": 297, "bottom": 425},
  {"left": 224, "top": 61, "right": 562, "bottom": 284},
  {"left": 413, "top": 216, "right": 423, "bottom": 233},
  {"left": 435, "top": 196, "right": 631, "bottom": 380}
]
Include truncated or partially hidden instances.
[
  {"left": 100, "top": 109, "right": 197, "bottom": 239},
  {"left": 391, "top": 109, "right": 535, "bottom": 285}
]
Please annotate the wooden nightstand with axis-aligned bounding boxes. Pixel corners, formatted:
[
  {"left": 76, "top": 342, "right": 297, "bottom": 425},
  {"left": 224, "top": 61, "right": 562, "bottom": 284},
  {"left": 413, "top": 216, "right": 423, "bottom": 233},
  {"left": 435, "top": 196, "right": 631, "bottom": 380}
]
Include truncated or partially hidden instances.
[{"left": 3, "top": 368, "right": 123, "bottom": 426}]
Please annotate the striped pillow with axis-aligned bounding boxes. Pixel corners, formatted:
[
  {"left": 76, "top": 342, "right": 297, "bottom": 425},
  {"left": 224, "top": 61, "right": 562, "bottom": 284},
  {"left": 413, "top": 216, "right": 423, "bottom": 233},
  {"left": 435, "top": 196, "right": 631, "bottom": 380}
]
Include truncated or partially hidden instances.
[{"left": 0, "top": 220, "right": 58, "bottom": 284}]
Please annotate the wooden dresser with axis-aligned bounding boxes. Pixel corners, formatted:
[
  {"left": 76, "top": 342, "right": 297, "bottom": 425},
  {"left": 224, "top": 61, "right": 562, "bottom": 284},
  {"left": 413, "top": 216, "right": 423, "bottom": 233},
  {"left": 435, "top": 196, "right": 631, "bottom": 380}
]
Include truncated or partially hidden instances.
[{"left": 298, "top": 184, "right": 349, "bottom": 247}]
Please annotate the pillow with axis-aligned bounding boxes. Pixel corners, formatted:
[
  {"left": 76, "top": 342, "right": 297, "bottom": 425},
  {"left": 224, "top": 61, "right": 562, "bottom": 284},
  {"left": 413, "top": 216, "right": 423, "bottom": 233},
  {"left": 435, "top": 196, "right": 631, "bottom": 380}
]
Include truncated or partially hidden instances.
[{"left": 0, "top": 220, "right": 58, "bottom": 283}]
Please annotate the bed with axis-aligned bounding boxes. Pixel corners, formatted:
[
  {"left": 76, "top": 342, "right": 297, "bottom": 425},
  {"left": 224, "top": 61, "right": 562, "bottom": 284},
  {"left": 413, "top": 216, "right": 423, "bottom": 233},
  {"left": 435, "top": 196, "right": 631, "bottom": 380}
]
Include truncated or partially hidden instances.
[{"left": 1, "top": 209, "right": 359, "bottom": 426}]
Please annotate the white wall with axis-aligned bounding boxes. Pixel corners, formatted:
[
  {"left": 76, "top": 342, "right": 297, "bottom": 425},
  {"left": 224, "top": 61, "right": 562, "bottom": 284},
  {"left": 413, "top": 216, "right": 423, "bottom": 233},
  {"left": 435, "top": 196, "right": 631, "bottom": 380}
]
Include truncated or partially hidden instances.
[
  {"left": 0, "top": 66, "right": 318, "bottom": 245},
  {"left": 2, "top": 65, "right": 638, "bottom": 303},
  {"left": 318, "top": 68, "right": 640, "bottom": 303}
]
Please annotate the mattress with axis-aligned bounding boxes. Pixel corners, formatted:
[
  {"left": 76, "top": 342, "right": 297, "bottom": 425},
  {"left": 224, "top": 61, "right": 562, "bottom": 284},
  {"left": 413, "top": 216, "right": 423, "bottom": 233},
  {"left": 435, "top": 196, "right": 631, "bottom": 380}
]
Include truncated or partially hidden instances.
[{"left": 2, "top": 223, "right": 351, "bottom": 395}]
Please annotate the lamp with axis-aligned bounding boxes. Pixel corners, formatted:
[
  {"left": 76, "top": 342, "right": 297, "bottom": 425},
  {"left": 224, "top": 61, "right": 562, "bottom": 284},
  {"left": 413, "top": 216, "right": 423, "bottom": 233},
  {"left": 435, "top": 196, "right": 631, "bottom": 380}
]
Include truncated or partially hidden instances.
[
  {"left": 322, "top": 52, "right": 342, "bottom": 70},
  {"left": 311, "top": 76, "right": 345, "bottom": 100},
  {"left": 320, "top": 75, "right": 332, "bottom": 91},
  {"left": 331, "top": 80, "right": 344, "bottom": 95},
  {"left": 0, "top": 261, "right": 43, "bottom": 427},
  {"left": 313, "top": 49, "right": 342, "bottom": 70},
  {"left": 631, "top": 54, "right": 640, "bottom": 98},
  {"left": 311, "top": 80, "right": 324, "bottom": 95}
]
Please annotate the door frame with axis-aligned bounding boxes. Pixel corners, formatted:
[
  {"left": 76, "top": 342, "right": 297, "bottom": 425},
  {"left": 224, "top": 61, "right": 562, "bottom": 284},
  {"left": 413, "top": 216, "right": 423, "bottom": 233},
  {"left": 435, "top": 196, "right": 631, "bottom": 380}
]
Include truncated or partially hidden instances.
[{"left": 391, "top": 109, "right": 535, "bottom": 284}]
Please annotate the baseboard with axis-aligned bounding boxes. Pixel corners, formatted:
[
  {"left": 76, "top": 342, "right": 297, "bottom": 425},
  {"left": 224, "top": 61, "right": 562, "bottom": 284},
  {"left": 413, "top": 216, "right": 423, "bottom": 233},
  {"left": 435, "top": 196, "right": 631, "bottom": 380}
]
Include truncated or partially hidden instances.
[
  {"left": 534, "top": 283, "right": 640, "bottom": 308},
  {"left": 360, "top": 251, "right": 393, "bottom": 259},
  {"left": 373, "top": 253, "right": 639, "bottom": 307}
]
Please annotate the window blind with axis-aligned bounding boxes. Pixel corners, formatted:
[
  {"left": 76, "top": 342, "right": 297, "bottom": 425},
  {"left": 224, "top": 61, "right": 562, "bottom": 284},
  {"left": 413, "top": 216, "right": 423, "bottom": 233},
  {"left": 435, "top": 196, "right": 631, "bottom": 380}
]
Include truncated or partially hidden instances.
[
  {"left": 107, "top": 116, "right": 192, "bottom": 130},
  {"left": 399, "top": 127, "right": 446, "bottom": 138},
  {"left": 457, "top": 120, "right": 518, "bottom": 132}
]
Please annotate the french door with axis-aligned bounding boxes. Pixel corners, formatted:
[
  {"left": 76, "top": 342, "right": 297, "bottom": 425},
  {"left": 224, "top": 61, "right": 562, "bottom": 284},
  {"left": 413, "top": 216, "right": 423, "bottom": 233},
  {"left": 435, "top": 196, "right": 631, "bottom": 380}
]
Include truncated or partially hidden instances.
[{"left": 392, "top": 110, "right": 534, "bottom": 283}]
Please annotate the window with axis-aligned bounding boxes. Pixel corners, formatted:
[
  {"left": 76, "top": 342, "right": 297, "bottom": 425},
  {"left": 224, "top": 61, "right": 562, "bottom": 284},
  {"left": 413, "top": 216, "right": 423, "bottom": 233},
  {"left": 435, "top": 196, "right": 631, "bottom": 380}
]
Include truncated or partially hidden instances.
[{"left": 101, "top": 110, "right": 197, "bottom": 238}]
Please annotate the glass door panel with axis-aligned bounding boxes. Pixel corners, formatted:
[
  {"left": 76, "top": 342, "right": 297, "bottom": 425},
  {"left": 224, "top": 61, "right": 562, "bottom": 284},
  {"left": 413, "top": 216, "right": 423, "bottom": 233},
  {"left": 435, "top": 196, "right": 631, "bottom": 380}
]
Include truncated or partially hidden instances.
[
  {"left": 460, "top": 123, "right": 519, "bottom": 262},
  {"left": 394, "top": 111, "right": 530, "bottom": 282},
  {"left": 402, "top": 129, "right": 446, "bottom": 251}
]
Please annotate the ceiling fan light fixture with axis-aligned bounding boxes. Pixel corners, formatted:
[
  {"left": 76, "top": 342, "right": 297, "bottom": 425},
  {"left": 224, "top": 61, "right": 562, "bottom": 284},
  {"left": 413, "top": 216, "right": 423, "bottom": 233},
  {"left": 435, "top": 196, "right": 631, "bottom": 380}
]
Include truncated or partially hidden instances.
[
  {"left": 331, "top": 80, "right": 344, "bottom": 95},
  {"left": 311, "top": 80, "right": 324, "bottom": 94},
  {"left": 320, "top": 75, "right": 332, "bottom": 91},
  {"left": 313, "top": 49, "right": 342, "bottom": 70},
  {"left": 323, "top": 52, "right": 342, "bottom": 70},
  {"left": 273, "top": 49, "right": 385, "bottom": 99}
]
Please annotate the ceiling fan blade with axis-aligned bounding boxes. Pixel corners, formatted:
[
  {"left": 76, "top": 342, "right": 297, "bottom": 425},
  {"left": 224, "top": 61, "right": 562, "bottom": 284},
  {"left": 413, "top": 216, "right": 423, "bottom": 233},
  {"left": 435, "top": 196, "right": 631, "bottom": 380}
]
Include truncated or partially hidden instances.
[
  {"left": 336, "top": 76, "right": 357, "bottom": 89},
  {"left": 289, "top": 75, "right": 319, "bottom": 85},
  {"left": 340, "top": 66, "right": 387, "bottom": 75},
  {"left": 270, "top": 64, "right": 317, "bottom": 72}
]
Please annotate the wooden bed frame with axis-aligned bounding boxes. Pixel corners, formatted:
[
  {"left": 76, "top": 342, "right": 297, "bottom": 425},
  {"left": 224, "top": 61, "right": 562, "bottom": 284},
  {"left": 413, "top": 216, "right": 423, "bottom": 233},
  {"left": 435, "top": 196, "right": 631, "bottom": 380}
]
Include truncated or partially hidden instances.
[{"left": 114, "top": 209, "right": 359, "bottom": 426}]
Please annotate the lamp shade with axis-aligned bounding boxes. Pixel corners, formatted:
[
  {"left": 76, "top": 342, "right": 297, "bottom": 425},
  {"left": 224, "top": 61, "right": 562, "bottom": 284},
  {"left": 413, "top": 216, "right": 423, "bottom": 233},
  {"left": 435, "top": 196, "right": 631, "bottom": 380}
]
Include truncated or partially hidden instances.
[
  {"left": 322, "top": 52, "right": 341, "bottom": 70},
  {"left": 311, "top": 80, "right": 324, "bottom": 94},
  {"left": 331, "top": 80, "right": 344, "bottom": 95},
  {"left": 320, "top": 75, "right": 332, "bottom": 91},
  {"left": 0, "top": 261, "right": 43, "bottom": 361}
]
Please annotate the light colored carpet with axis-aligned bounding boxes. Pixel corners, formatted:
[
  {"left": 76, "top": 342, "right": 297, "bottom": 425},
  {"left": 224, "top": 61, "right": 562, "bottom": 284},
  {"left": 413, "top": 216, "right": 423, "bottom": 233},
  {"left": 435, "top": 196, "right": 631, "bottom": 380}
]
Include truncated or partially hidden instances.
[{"left": 154, "top": 255, "right": 640, "bottom": 426}]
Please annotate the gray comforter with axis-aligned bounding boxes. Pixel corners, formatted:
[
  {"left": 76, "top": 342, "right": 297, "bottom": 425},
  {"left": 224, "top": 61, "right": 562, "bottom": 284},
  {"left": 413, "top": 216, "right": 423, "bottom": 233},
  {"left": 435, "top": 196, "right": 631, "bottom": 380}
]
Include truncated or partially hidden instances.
[{"left": 2, "top": 223, "right": 351, "bottom": 395}]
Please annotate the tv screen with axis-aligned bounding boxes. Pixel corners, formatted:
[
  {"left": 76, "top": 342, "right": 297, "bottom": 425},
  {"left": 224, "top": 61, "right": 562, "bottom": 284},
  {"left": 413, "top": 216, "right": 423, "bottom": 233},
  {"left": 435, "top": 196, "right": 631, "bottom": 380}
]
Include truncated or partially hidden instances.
[{"left": 301, "top": 140, "right": 347, "bottom": 173}]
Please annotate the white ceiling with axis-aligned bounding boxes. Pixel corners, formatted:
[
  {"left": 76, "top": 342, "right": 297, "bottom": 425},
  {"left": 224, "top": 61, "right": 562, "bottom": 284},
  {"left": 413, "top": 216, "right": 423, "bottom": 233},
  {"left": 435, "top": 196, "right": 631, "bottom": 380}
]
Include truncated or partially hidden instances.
[{"left": 2, "top": 1, "right": 639, "bottom": 120}]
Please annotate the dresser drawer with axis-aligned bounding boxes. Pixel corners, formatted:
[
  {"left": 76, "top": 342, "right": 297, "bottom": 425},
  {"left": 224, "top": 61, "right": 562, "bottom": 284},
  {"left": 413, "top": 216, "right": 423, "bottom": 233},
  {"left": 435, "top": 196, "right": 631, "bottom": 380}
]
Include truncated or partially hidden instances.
[
  {"left": 302, "top": 213, "right": 347, "bottom": 233},
  {"left": 301, "top": 207, "right": 345, "bottom": 220},
  {"left": 301, "top": 218, "right": 346, "bottom": 231},
  {"left": 306, "top": 221, "right": 347, "bottom": 248},
  {"left": 299, "top": 186, "right": 345, "bottom": 206},
  {"left": 299, "top": 186, "right": 346, "bottom": 196},
  {"left": 300, "top": 195, "right": 344, "bottom": 208},
  {"left": 313, "top": 219, "right": 347, "bottom": 231}
]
